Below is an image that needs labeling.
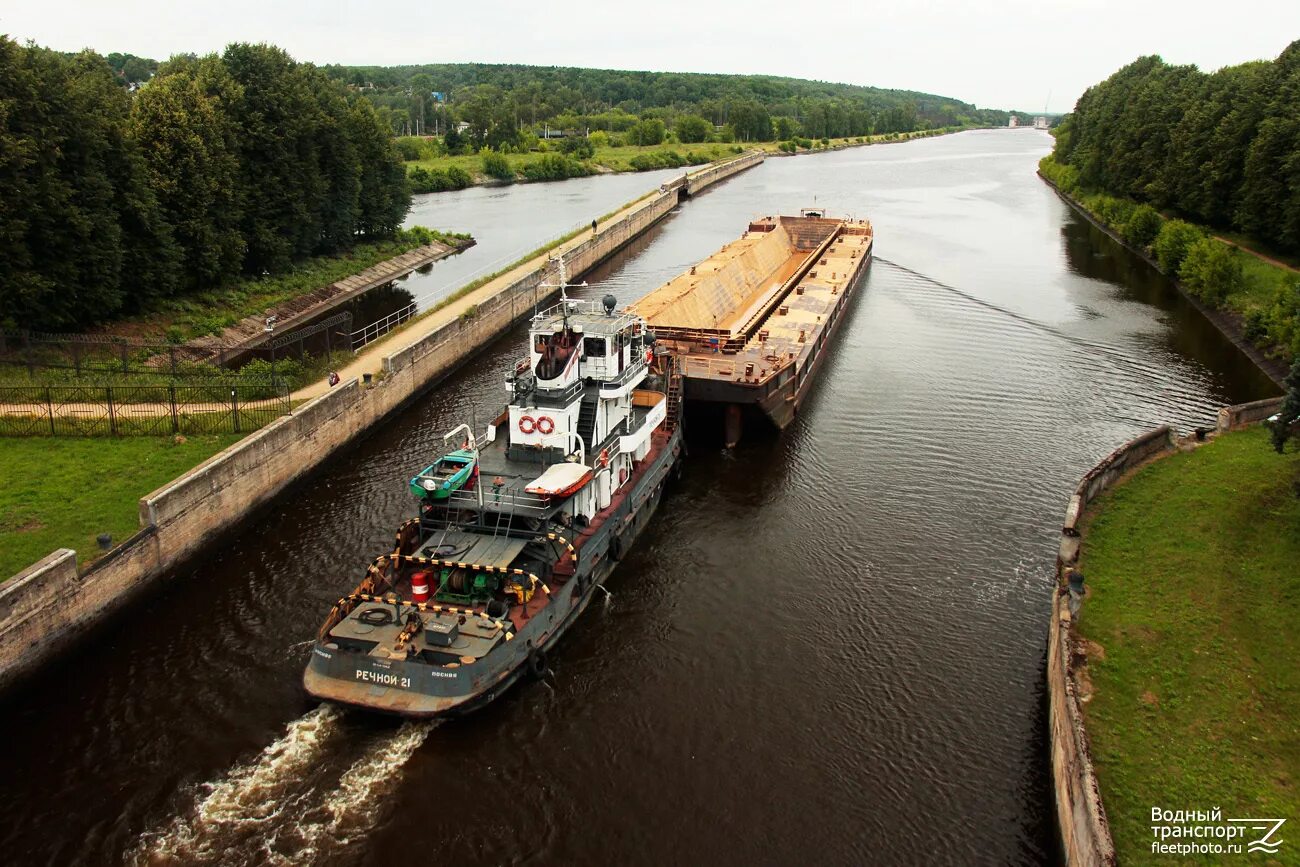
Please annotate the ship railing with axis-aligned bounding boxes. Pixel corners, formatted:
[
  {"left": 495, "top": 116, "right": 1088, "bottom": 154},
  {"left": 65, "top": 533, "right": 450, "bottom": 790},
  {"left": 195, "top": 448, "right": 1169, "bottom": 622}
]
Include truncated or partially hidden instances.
[
  {"left": 443, "top": 485, "right": 552, "bottom": 514},
  {"left": 676, "top": 353, "right": 794, "bottom": 382},
  {"left": 532, "top": 377, "right": 582, "bottom": 404}
]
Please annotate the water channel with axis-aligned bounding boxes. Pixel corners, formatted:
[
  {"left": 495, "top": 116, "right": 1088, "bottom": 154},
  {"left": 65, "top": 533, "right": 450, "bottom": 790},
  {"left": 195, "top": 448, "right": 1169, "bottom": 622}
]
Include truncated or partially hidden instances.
[{"left": 0, "top": 130, "right": 1278, "bottom": 866}]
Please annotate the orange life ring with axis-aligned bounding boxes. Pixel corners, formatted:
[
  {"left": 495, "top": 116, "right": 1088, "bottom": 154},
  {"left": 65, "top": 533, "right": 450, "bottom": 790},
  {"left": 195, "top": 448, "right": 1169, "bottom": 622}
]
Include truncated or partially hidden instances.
[
  {"left": 618, "top": 466, "right": 628, "bottom": 484},
  {"left": 644, "top": 348, "right": 653, "bottom": 365},
  {"left": 518, "top": 415, "right": 536, "bottom": 434},
  {"left": 536, "top": 415, "right": 555, "bottom": 435},
  {"left": 598, "top": 448, "right": 610, "bottom": 468}
]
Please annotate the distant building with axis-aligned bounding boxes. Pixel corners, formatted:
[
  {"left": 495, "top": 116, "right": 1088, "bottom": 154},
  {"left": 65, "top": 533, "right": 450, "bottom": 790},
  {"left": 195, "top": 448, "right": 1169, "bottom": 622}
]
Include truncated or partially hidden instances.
[
  {"left": 1033, "top": 116, "right": 1049, "bottom": 130},
  {"left": 1008, "top": 115, "right": 1020, "bottom": 129}
]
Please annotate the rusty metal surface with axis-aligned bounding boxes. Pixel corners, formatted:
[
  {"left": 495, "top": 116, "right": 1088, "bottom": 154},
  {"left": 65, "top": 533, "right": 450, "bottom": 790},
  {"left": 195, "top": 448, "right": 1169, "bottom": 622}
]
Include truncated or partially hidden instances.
[{"left": 646, "top": 217, "right": 873, "bottom": 390}]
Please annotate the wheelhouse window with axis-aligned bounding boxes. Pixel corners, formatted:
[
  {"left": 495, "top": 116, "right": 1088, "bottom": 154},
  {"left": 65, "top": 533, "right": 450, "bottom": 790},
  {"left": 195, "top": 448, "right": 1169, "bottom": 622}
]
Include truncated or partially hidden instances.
[{"left": 535, "top": 330, "right": 578, "bottom": 380}]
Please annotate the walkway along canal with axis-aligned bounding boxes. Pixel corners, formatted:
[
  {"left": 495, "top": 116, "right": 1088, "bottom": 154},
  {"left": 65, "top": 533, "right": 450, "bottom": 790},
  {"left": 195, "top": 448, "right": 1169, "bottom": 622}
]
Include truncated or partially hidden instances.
[{"left": 0, "top": 131, "right": 1280, "bottom": 866}]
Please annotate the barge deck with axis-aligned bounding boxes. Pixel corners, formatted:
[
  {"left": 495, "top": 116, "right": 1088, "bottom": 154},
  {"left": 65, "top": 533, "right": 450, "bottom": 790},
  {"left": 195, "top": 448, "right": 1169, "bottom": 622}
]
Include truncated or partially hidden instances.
[{"left": 632, "top": 213, "right": 873, "bottom": 444}]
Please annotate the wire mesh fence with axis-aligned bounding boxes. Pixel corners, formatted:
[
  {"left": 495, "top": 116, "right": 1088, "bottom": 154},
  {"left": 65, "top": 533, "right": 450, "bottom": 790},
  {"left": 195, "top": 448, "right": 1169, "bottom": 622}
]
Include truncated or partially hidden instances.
[
  {"left": 0, "top": 381, "right": 292, "bottom": 437},
  {"left": 0, "top": 313, "right": 353, "bottom": 383}
]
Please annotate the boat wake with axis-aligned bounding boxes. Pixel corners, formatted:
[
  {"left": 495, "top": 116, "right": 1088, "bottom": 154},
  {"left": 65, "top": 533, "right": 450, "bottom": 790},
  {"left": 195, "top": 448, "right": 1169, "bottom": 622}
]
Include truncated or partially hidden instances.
[{"left": 128, "top": 705, "right": 435, "bottom": 865}]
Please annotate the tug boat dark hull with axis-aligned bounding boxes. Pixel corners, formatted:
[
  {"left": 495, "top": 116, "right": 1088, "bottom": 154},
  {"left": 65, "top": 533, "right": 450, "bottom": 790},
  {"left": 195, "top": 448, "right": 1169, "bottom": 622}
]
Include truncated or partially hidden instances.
[{"left": 303, "top": 426, "right": 681, "bottom": 717}]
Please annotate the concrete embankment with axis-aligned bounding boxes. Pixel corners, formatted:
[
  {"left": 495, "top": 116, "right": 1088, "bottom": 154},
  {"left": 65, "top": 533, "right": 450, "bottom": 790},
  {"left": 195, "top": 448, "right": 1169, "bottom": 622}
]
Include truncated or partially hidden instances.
[
  {"left": 1038, "top": 173, "right": 1289, "bottom": 388},
  {"left": 1045, "top": 396, "right": 1284, "bottom": 866},
  {"left": 0, "top": 152, "right": 764, "bottom": 691}
]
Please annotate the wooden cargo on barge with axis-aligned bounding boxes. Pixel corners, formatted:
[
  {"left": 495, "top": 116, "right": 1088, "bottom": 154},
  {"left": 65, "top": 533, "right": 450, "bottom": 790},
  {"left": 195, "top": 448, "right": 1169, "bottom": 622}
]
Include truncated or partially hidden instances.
[{"left": 631, "top": 212, "right": 873, "bottom": 445}]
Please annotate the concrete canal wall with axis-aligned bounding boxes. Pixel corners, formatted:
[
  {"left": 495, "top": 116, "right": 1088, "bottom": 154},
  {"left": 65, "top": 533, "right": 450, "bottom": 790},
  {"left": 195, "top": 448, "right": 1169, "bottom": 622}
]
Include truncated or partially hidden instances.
[
  {"left": 0, "top": 154, "right": 764, "bottom": 691},
  {"left": 1046, "top": 396, "right": 1284, "bottom": 866}
]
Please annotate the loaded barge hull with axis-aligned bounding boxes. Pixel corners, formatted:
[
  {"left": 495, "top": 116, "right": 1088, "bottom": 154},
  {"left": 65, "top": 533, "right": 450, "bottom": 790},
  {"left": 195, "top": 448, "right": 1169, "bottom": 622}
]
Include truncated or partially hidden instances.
[{"left": 633, "top": 213, "right": 873, "bottom": 444}]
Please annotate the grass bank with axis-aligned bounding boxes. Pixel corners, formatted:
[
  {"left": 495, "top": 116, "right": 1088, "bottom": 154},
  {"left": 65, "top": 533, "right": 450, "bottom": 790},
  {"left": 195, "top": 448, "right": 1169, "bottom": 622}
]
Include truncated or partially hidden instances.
[
  {"left": 0, "top": 434, "right": 244, "bottom": 579},
  {"left": 1077, "top": 426, "right": 1300, "bottom": 861}
]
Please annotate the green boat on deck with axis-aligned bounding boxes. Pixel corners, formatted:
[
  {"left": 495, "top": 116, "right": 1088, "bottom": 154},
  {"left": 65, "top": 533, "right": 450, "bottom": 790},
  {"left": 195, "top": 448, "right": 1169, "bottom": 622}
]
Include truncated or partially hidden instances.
[{"left": 410, "top": 449, "right": 478, "bottom": 500}]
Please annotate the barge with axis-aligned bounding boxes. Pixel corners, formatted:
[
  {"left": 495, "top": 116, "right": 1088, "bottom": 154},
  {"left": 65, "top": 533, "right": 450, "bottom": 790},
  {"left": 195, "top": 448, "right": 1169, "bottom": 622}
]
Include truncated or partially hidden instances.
[
  {"left": 304, "top": 284, "right": 682, "bottom": 716},
  {"left": 631, "top": 211, "right": 872, "bottom": 445}
]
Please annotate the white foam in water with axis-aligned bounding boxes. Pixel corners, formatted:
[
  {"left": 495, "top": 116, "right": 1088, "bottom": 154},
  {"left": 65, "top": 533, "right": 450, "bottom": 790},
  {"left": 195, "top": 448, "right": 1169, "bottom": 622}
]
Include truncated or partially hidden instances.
[
  {"left": 129, "top": 704, "right": 343, "bottom": 865},
  {"left": 129, "top": 706, "right": 435, "bottom": 866},
  {"left": 289, "top": 718, "right": 436, "bottom": 860}
]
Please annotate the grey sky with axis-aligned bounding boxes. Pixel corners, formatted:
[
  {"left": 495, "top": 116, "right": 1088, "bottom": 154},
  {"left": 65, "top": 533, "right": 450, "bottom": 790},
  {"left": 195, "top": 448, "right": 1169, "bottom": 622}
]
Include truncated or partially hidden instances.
[{"left": 3, "top": 1, "right": 1296, "bottom": 113}]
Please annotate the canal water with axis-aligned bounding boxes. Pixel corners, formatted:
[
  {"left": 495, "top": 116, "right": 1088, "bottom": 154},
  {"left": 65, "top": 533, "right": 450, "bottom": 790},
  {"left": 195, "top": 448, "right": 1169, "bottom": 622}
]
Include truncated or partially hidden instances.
[{"left": 0, "top": 131, "right": 1276, "bottom": 866}]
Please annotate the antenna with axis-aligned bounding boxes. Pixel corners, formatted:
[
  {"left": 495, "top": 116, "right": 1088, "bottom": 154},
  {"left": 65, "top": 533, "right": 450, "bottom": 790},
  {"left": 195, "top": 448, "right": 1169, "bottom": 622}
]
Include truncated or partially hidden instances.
[{"left": 540, "top": 253, "right": 588, "bottom": 326}]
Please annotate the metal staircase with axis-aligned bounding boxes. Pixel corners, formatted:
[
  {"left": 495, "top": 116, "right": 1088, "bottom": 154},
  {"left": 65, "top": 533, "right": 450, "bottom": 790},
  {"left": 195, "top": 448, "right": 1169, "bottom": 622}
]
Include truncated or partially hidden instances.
[
  {"left": 665, "top": 358, "right": 683, "bottom": 433},
  {"left": 576, "top": 396, "right": 598, "bottom": 452}
]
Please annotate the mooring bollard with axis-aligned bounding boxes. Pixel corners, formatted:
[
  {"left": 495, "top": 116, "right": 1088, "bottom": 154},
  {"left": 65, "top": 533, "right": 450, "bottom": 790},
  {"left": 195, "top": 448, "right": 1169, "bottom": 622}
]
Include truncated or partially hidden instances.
[
  {"left": 97, "top": 533, "right": 112, "bottom": 552},
  {"left": 362, "top": 373, "right": 373, "bottom": 387}
]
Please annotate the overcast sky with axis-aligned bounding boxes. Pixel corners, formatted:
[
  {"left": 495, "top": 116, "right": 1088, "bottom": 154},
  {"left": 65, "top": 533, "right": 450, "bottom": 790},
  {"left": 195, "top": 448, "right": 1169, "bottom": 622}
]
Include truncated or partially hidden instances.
[{"left": 3, "top": 1, "right": 1297, "bottom": 113}]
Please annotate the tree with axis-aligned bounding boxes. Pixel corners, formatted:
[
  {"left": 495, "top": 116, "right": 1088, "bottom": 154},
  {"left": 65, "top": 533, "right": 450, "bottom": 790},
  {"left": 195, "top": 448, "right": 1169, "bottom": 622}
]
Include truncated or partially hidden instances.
[
  {"left": 0, "top": 40, "right": 177, "bottom": 329},
  {"left": 674, "top": 115, "right": 712, "bottom": 143},
  {"left": 626, "top": 118, "right": 665, "bottom": 146},
  {"left": 1178, "top": 239, "right": 1243, "bottom": 302},
  {"left": 130, "top": 55, "right": 245, "bottom": 289},
  {"left": 1152, "top": 220, "right": 1204, "bottom": 275},
  {"left": 1123, "top": 204, "right": 1163, "bottom": 249}
]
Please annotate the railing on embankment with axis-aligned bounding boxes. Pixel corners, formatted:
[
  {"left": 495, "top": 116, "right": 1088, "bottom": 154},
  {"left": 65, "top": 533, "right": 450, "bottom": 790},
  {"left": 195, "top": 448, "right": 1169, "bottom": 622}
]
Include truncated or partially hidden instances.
[
  {"left": 1046, "top": 396, "right": 1284, "bottom": 866},
  {"left": 0, "top": 152, "right": 765, "bottom": 691}
]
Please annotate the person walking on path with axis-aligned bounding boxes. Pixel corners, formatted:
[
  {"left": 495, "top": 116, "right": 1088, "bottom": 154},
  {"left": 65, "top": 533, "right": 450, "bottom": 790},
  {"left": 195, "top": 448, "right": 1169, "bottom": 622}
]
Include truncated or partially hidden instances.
[{"left": 591, "top": 219, "right": 598, "bottom": 234}]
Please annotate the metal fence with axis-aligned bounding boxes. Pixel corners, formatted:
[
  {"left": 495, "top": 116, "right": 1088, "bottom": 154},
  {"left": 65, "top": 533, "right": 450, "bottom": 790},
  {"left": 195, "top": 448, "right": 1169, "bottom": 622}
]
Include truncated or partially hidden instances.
[
  {"left": 0, "top": 381, "right": 292, "bottom": 437},
  {"left": 0, "top": 313, "right": 353, "bottom": 381}
]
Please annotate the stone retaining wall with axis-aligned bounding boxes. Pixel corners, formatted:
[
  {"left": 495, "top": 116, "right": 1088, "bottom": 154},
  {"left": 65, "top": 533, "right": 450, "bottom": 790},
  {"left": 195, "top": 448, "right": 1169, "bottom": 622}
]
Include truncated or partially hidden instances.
[
  {"left": 0, "top": 155, "right": 766, "bottom": 691},
  {"left": 1048, "top": 400, "right": 1283, "bottom": 865}
]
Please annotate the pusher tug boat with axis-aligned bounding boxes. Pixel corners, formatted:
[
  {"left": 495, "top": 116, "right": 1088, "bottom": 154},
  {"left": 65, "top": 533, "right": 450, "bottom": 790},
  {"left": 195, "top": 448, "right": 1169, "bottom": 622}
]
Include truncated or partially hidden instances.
[{"left": 304, "top": 277, "right": 683, "bottom": 716}]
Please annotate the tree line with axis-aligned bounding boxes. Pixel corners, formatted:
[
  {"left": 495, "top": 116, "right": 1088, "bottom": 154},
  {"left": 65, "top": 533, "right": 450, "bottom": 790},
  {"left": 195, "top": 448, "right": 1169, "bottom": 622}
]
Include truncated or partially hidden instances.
[
  {"left": 323, "top": 62, "right": 1018, "bottom": 149},
  {"left": 0, "top": 39, "right": 411, "bottom": 332},
  {"left": 1050, "top": 41, "right": 1300, "bottom": 255}
]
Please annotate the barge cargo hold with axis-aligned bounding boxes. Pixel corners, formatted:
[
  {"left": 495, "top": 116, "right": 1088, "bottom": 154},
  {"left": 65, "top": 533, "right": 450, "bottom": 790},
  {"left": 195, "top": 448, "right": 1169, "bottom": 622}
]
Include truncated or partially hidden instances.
[{"left": 632, "top": 212, "right": 873, "bottom": 445}]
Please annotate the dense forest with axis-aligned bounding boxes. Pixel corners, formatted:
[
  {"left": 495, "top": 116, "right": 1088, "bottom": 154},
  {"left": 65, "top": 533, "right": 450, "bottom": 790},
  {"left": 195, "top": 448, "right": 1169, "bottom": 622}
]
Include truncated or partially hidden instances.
[
  {"left": 1049, "top": 40, "right": 1300, "bottom": 255},
  {"left": 323, "top": 63, "right": 1020, "bottom": 145},
  {"left": 0, "top": 43, "right": 1016, "bottom": 334},
  {"left": 0, "top": 39, "right": 410, "bottom": 332}
]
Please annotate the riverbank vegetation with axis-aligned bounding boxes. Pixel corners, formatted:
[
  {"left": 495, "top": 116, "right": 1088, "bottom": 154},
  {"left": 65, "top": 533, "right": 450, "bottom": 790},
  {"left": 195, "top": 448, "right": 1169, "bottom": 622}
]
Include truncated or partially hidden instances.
[
  {"left": 0, "top": 434, "right": 243, "bottom": 578},
  {"left": 0, "top": 38, "right": 412, "bottom": 333},
  {"left": 1041, "top": 41, "right": 1300, "bottom": 364},
  {"left": 1077, "top": 426, "right": 1300, "bottom": 861},
  {"left": 325, "top": 63, "right": 1022, "bottom": 145},
  {"left": 404, "top": 129, "right": 960, "bottom": 189}
]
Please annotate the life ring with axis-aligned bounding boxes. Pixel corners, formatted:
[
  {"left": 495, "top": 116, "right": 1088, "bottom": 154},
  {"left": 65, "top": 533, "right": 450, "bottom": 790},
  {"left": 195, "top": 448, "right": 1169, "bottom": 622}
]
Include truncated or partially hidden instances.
[
  {"left": 618, "top": 466, "right": 628, "bottom": 484},
  {"left": 518, "top": 415, "right": 536, "bottom": 434},
  {"left": 527, "top": 648, "right": 548, "bottom": 678},
  {"left": 644, "top": 348, "right": 654, "bottom": 365},
  {"left": 535, "top": 415, "right": 555, "bottom": 435},
  {"left": 597, "top": 448, "right": 610, "bottom": 468}
]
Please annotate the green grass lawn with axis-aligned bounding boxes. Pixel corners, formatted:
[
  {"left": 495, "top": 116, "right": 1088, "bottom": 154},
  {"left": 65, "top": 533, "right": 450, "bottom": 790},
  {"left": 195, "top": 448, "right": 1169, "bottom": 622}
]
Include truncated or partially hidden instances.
[
  {"left": 1078, "top": 426, "right": 1300, "bottom": 864},
  {"left": 0, "top": 434, "right": 243, "bottom": 579}
]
